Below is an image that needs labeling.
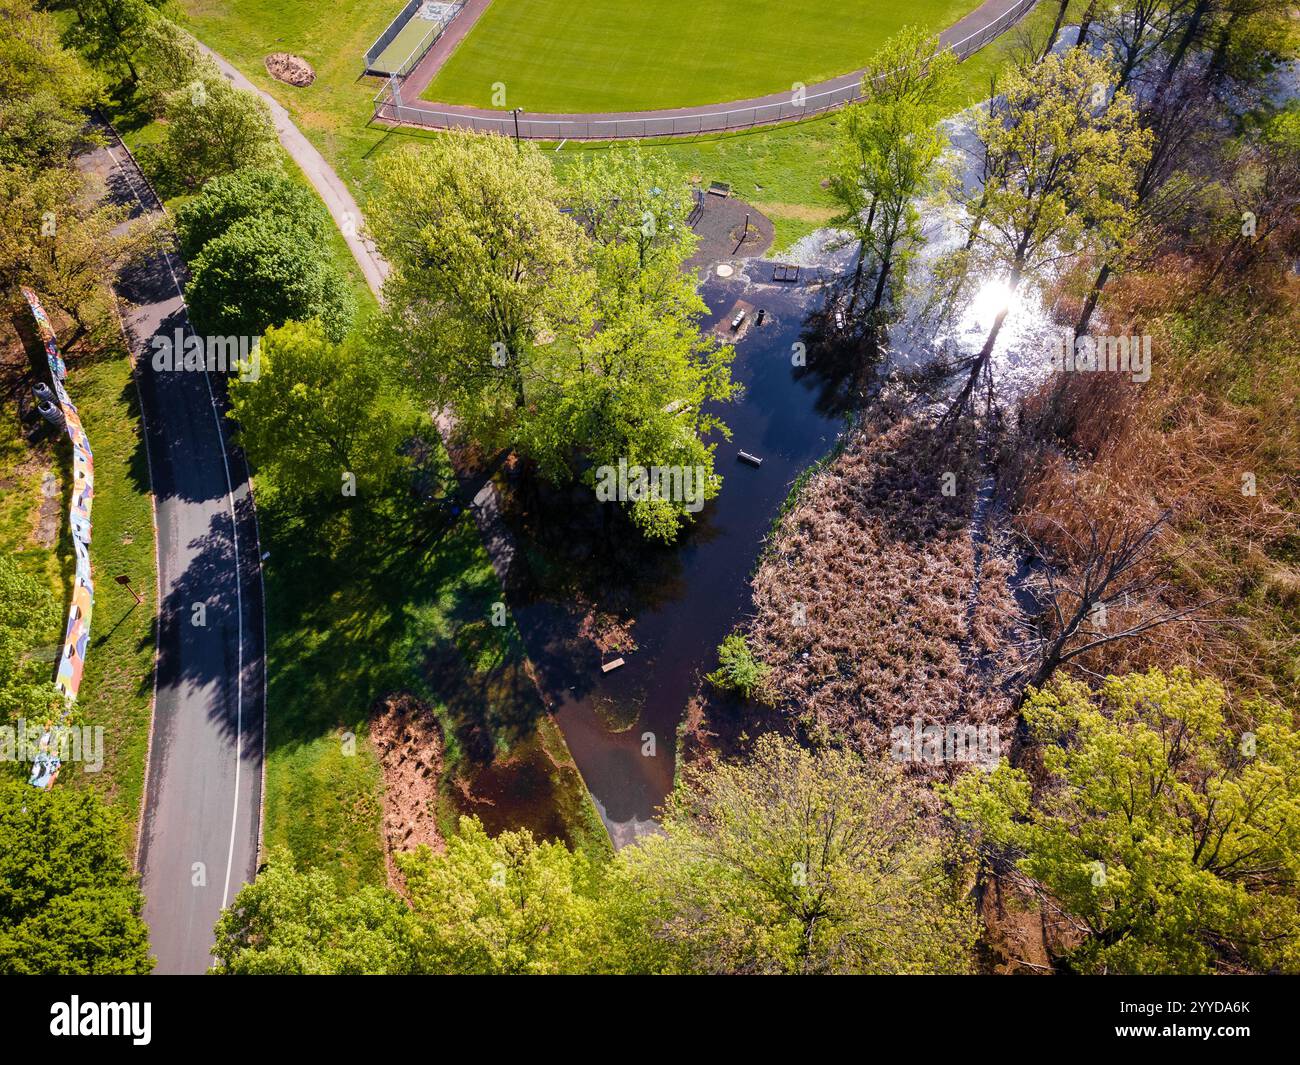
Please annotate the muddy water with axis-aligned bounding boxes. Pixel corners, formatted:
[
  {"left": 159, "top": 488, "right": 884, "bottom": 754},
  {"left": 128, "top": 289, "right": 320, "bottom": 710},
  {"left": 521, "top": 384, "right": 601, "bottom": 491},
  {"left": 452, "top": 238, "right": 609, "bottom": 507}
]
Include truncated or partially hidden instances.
[{"left": 509, "top": 268, "right": 853, "bottom": 846}]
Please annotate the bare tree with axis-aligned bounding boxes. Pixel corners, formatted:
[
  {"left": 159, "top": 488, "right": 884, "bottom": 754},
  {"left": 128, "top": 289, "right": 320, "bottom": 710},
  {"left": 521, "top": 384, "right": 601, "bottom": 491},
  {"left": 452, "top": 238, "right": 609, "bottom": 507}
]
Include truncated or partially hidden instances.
[{"left": 1011, "top": 509, "right": 1226, "bottom": 702}]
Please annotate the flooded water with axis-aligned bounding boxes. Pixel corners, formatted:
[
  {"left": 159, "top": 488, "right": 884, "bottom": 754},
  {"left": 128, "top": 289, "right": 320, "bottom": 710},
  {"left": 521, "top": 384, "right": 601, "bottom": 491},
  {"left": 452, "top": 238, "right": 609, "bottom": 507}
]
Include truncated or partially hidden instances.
[{"left": 509, "top": 268, "right": 854, "bottom": 845}]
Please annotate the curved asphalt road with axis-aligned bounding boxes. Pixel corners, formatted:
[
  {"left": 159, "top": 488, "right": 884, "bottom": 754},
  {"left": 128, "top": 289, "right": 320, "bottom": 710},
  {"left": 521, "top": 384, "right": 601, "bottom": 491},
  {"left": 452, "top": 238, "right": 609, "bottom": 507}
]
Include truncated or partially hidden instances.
[{"left": 83, "top": 125, "right": 267, "bottom": 975}]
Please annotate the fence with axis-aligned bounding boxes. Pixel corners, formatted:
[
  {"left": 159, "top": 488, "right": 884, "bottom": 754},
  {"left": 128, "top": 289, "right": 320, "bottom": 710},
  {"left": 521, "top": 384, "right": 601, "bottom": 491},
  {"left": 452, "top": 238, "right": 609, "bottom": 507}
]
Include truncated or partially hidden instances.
[
  {"left": 364, "top": 1, "right": 465, "bottom": 78},
  {"left": 372, "top": 0, "right": 1039, "bottom": 139}
]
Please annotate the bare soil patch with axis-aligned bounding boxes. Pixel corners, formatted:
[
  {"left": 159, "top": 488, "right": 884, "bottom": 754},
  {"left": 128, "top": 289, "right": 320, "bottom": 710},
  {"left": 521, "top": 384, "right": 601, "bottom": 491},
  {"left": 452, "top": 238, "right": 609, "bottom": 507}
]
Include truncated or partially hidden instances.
[
  {"left": 264, "top": 53, "right": 315, "bottom": 87},
  {"left": 370, "top": 693, "right": 444, "bottom": 893}
]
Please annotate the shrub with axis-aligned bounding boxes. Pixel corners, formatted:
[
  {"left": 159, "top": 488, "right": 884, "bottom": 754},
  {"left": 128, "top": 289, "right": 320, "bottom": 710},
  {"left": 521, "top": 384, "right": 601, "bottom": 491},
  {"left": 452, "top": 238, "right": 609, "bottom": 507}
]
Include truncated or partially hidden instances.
[
  {"left": 706, "top": 633, "right": 771, "bottom": 703},
  {"left": 186, "top": 214, "right": 353, "bottom": 341},
  {"left": 175, "top": 166, "right": 328, "bottom": 261}
]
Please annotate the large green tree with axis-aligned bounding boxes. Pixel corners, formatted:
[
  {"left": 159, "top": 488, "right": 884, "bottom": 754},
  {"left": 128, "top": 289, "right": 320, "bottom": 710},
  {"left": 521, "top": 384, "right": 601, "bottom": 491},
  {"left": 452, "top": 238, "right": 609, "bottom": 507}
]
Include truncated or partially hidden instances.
[
  {"left": 228, "top": 320, "right": 412, "bottom": 501},
  {"left": 541, "top": 144, "right": 737, "bottom": 540},
  {"left": 175, "top": 165, "right": 329, "bottom": 262},
  {"left": 59, "top": 0, "right": 166, "bottom": 86},
  {"left": 212, "top": 852, "right": 416, "bottom": 975},
  {"left": 399, "top": 817, "right": 608, "bottom": 975},
  {"left": 950, "top": 669, "right": 1300, "bottom": 974},
  {"left": 0, "top": 0, "right": 101, "bottom": 170},
  {"left": 186, "top": 213, "right": 353, "bottom": 341},
  {"left": 371, "top": 135, "right": 583, "bottom": 445},
  {"left": 371, "top": 136, "right": 737, "bottom": 542},
  {"left": 0, "top": 780, "right": 152, "bottom": 974},
  {"left": 612, "top": 733, "right": 978, "bottom": 974},
  {"left": 155, "top": 72, "right": 279, "bottom": 191}
]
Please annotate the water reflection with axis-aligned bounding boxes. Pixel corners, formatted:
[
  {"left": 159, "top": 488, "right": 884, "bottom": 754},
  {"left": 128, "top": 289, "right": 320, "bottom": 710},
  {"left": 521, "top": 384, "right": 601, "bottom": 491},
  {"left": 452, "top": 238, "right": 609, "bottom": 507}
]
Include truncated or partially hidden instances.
[{"left": 507, "top": 271, "right": 854, "bottom": 844}]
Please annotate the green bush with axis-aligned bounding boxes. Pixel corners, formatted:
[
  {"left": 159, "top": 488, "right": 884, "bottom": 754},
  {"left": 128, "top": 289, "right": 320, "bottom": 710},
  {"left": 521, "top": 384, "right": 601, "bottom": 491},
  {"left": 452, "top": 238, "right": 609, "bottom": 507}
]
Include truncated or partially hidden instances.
[
  {"left": 706, "top": 632, "right": 771, "bottom": 703},
  {"left": 186, "top": 214, "right": 354, "bottom": 341}
]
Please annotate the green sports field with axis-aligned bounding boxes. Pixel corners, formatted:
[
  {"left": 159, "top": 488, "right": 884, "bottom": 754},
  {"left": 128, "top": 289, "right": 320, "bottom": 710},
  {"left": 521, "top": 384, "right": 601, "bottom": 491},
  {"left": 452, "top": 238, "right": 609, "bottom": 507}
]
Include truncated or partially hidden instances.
[{"left": 424, "top": 0, "right": 982, "bottom": 112}]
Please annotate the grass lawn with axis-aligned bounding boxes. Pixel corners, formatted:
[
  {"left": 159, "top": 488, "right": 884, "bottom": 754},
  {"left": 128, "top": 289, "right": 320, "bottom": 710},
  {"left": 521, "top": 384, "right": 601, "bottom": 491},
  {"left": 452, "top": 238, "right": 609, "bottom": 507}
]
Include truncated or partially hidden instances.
[
  {"left": 179, "top": 0, "right": 1062, "bottom": 251},
  {"left": 258, "top": 460, "right": 609, "bottom": 892},
  {"left": 1, "top": 328, "right": 158, "bottom": 834},
  {"left": 426, "top": 0, "right": 980, "bottom": 112}
]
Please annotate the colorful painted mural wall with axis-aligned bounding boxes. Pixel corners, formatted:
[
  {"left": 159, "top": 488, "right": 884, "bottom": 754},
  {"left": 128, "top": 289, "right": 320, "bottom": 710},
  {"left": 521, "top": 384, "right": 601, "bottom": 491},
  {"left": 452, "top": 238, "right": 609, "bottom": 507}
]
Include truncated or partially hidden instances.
[{"left": 21, "top": 287, "right": 95, "bottom": 788}]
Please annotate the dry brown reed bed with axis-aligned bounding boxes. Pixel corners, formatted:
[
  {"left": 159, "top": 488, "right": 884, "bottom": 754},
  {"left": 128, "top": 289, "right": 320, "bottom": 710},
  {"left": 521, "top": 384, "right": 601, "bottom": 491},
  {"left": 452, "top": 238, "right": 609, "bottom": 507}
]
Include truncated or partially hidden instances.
[{"left": 730, "top": 393, "right": 1021, "bottom": 763}]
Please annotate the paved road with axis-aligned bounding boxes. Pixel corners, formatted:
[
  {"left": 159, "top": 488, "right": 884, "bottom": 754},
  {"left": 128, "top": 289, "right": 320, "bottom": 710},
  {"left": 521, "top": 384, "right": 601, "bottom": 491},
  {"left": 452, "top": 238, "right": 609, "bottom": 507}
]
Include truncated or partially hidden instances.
[{"left": 83, "top": 127, "right": 267, "bottom": 975}]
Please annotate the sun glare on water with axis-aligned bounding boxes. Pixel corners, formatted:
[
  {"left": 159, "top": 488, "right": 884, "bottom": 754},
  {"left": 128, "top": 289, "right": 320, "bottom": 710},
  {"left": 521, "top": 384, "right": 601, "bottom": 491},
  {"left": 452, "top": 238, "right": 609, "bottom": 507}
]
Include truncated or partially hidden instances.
[{"left": 969, "top": 279, "right": 1018, "bottom": 328}]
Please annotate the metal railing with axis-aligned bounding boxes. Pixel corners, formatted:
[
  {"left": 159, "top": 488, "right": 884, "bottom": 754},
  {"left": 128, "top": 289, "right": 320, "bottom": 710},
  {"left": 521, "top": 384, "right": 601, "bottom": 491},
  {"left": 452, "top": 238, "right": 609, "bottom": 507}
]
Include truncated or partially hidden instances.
[
  {"left": 365, "top": 1, "right": 465, "bottom": 77},
  {"left": 372, "top": 0, "right": 1039, "bottom": 139}
]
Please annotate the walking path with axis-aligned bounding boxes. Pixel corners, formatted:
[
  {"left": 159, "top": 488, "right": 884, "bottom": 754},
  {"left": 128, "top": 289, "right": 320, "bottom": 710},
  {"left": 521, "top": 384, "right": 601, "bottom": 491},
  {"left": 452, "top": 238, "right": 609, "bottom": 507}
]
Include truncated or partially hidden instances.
[
  {"left": 196, "top": 43, "right": 389, "bottom": 295},
  {"left": 380, "top": 0, "right": 1038, "bottom": 138},
  {"left": 198, "top": 42, "right": 525, "bottom": 594}
]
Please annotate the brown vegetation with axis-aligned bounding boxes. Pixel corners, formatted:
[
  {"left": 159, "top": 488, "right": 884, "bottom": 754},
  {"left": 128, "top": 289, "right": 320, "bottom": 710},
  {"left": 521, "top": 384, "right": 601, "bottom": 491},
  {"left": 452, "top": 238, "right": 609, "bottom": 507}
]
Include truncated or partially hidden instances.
[
  {"left": 702, "top": 393, "right": 1021, "bottom": 764},
  {"left": 1010, "top": 257, "right": 1300, "bottom": 706}
]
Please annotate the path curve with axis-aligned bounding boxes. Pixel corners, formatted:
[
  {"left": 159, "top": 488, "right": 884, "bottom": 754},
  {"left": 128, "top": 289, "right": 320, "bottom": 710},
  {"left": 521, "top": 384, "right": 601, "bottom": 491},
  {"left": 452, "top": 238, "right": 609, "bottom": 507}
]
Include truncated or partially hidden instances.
[
  {"left": 195, "top": 43, "right": 390, "bottom": 295},
  {"left": 380, "top": 0, "right": 1039, "bottom": 138}
]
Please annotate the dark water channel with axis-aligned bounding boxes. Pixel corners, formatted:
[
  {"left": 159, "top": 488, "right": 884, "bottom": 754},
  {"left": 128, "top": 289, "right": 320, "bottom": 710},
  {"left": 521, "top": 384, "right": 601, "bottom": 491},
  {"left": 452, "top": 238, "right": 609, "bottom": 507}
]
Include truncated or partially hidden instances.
[{"left": 508, "top": 266, "right": 860, "bottom": 845}]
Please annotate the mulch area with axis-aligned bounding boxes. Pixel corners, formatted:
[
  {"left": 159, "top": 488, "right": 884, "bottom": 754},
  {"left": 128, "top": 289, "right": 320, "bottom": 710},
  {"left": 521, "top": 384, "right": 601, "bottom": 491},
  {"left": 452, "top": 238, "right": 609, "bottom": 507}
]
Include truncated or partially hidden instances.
[
  {"left": 686, "top": 193, "right": 774, "bottom": 271},
  {"left": 264, "top": 53, "right": 315, "bottom": 87}
]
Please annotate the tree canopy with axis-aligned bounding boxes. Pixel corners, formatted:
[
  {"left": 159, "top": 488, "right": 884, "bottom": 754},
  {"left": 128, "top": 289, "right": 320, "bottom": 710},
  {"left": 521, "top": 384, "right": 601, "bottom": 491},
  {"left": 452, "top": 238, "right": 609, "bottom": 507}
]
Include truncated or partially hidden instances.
[
  {"left": 370, "top": 135, "right": 736, "bottom": 541},
  {"left": 228, "top": 320, "right": 412, "bottom": 501},
  {"left": 0, "top": 781, "right": 152, "bottom": 974},
  {"left": 186, "top": 213, "right": 354, "bottom": 341},
  {"left": 950, "top": 669, "right": 1300, "bottom": 973}
]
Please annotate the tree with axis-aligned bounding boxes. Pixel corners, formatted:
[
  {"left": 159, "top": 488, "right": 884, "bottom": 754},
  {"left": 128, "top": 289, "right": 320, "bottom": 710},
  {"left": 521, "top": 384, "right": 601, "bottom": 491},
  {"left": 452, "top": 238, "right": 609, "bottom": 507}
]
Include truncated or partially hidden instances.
[
  {"left": 0, "top": 780, "right": 152, "bottom": 974},
  {"left": 1013, "top": 506, "right": 1223, "bottom": 701},
  {"left": 9, "top": 170, "right": 165, "bottom": 345},
  {"left": 705, "top": 632, "right": 772, "bottom": 703},
  {"left": 0, "top": 0, "right": 102, "bottom": 170},
  {"left": 541, "top": 144, "right": 737, "bottom": 540},
  {"left": 228, "top": 321, "right": 412, "bottom": 501},
  {"left": 1208, "top": 104, "right": 1300, "bottom": 282},
  {"left": 949, "top": 670, "right": 1300, "bottom": 973},
  {"left": 372, "top": 136, "right": 737, "bottom": 542},
  {"left": 829, "top": 28, "right": 955, "bottom": 313},
  {"left": 60, "top": 0, "right": 165, "bottom": 86},
  {"left": 155, "top": 72, "right": 279, "bottom": 191},
  {"left": 950, "top": 49, "right": 1151, "bottom": 418},
  {"left": 371, "top": 135, "right": 583, "bottom": 448},
  {"left": 186, "top": 213, "right": 354, "bottom": 341},
  {"left": 399, "top": 817, "right": 607, "bottom": 975},
  {"left": 136, "top": 15, "right": 218, "bottom": 116},
  {"left": 212, "top": 853, "right": 416, "bottom": 975},
  {"left": 1073, "top": 75, "right": 1207, "bottom": 337},
  {"left": 614, "top": 734, "right": 978, "bottom": 974},
  {"left": 175, "top": 165, "right": 329, "bottom": 262},
  {"left": 1097, "top": 0, "right": 1188, "bottom": 94}
]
